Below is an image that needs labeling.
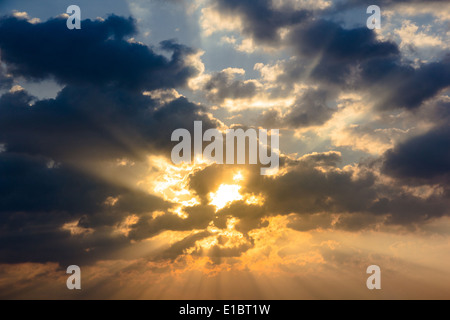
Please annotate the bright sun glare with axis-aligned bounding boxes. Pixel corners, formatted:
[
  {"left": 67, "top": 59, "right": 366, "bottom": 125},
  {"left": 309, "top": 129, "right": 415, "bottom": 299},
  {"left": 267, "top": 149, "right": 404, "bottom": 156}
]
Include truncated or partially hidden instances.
[{"left": 209, "top": 184, "right": 243, "bottom": 211}]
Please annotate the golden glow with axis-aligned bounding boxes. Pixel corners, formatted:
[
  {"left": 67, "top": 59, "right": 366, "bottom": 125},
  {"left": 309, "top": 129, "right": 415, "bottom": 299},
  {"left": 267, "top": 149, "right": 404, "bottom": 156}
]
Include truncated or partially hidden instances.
[
  {"left": 193, "top": 217, "right": 248, "bottom": 252},
  {"left": 115, "top": 214, "right": 139, "bottom": 237},
  {"left": 12, "top": 216, "right": 450, "bottom": 299},
  {"left": 61, "top": 221, "right": 94, "bottom": 236},
  {"left": 233, "top": 171, "right": 244, "bottom": 182},
  {"left": 209, "top": 184, "right": 243, "bottom": 211},
  {"left": 116, "top": 158, "right": 135, "bottom": 167},
  {"left": 245, "top": 194, "right": 264, "bottom": 205},
  {"left": 221, "top": 96, "right": 295, "bottom": 111},
  {"left": 104, "top": 196, "right": 119, "bottom": 207},
  {"left": 192, "top": 235, "right": 218, "bottom": 250},
  {"left": 140, "top": 156, "right": 204, "bottom": 217}
]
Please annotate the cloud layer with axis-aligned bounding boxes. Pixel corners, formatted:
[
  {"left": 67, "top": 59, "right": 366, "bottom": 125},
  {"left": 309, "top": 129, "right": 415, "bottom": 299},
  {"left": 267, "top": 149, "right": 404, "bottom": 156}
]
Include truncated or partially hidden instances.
[{"left": 0, "top": 2, "right": 449, "bottom": 299}]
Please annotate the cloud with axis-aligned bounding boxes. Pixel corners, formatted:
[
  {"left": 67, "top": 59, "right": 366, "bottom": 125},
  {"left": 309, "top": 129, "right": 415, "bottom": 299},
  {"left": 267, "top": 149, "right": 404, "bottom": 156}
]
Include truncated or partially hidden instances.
[
  {"left": 382, "top": 125, "right": 450, "bottom": 184},
  {"left": 129, "top": 205, "right": 216, "bottom": 241},
  {"left": 188, "top": 164, "right": 238, "bottom": 200},
  {"left": 0, "top": 1, "right": 448, "bottom": 277},
  {"left": 395, "top": 20, "right": 447, "bottom": 49},
  {"left": 0, "top": 15, "right": 200, "bottom": 90},
  {"left": 214, "top": 0, "right": 311, "bottom": 43},
  {"left": 216, "top": 201, "right": 268, "bottom": 233},
  {"left": 0, "top": 150, "right": 172, "bottom": 264},
  {"left": 203, "top": 68, "right": 259, "bottom": 103},
  {"left": 201, "top": 2, "right": 449, "bottom": 116},
  {"left": 0, "top": 13, "right": 222, "bottom": 266},
  {"left": 0, "top": 86, "right": 218, "bottom": 162},
  {"left": 205, "top": 241, "right": 254, "bottom": 264},
  {"left": 361, "top": 55, "right": 450, "bottom": 110},
  {"left": 287, "top": 213, "right": 334, "bottom": 231},
  {"left": 282, "top": 88, "right": 338, "bottom": 128},
  {"left": 0, "top": 66, "right": 12, "bottom": 89},
  {"left": 201, "top": 152, "right": 449, "bottom": 232},
  {"left": 334, "top": 0, "right": 450, "bottom": 10},
  {"left": 251, "top": 160, "right": 377, "bottom": 216},
  {"left": 262, "top": 18, "right": 450, "bottom": 111},
  {"left": 298, "top": 151, "right": 342, "bottom": 167},
  {"left": 156, "top": 231, "right": 211, "bottom": 260},
  {"left": 287, "top": 19, "right": 399, "bottom": 84}
]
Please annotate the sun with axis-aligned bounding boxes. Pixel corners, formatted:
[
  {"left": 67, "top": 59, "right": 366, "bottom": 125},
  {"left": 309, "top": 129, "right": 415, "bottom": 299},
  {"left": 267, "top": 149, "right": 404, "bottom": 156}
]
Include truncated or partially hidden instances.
[
  {"left": 233, "top": 171, "right": 244, "bottom": 182},
  {"left": 209, "top": 184, "right": 243, "bottom": 211}
]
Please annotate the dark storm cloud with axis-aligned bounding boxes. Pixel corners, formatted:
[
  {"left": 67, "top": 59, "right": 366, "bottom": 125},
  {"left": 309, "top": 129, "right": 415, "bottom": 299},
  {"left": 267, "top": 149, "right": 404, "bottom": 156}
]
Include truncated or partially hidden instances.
[
  {"left": 287, "top": 213, "right": 334, "bottom": 232},
  {"left": 0, "top": 86, "right": 218, "bottom": 162},
  {"left": 209, "top": 1, "right": 449, "bottom": 113},
  {"left": 279, "top": 19, "right": 450, "bottom": 110},
  {"left": 284, "top": 89, "right": 338, "bottom": 128},
  {"left": 188, "top": 164, "right": 247, "bottom": 202},
  {"left": 256, "top": 89, "right": 338, "bottom": 129},
  {"left": 210, "top": 0, "right": 449, "bottom": 112},
  {"left": 290, "top": 20, "right": 398, "bottom": 61},
  {"left": 157, "top": 229, "right": 253, "bottom": 263},
  {"left": 253, "top": 160, "right": 378, "bottom": 216},
  {"left": 0, "top": 15, "right": 199, "bottom": 90},
  {"left": 0, "top": 151, "right": 171, "bottom": 265},
  {"left": 203, "top": 241, "right": 254, "bottom": 264},
  {"left": 203, "top": 70, "right": 258, "bottom": 103},
  {"left": 194, "top": 88, "right": 337, "bottom": 147},
  {"left": 185, "top": 151, "right": 450, "bottom": 235},
  {"left": 216, "top": 201, "right": 268, "bottom": 234},
  {"left": 287, "top": 196, "right": 448, "bottom": 232},
  {"left": 215, "top": 0, "right": 311, "bottom": 43},
  {"left": 368, "top": 193, "right": 448, "bottom": 225},
  {"left": 333, "top": 0, "right": 450, "bottom": 10},
  {"left": 382, "top": 125, "right": 450, "bottom": 184},
  {"left": 360, "top": 56, "right": 450, "bottom": 110},
  {"left": 299, "top": 151, "right": 342, "bottom": 167},
  {"left": 288, "top": 19, "right": 399, "bottom": 84},
  {"left": 128, "top": 205, "right": 216, "bottom": 241},
  {"left": 257, "top": 157, "right": 449, "bottom": 228},
  {"left": 0, "top": 67, "right": 12, "bottom": 89},
  {"left": 156, "top": 231, "right": 211, "bottom": 260},
  {"left": 0, "top": 13, "right": 223, "bottom": 265},
  {"left": 0, "top": 226, "right": 120, "bottom": 265},
  {"left": 0, "top": 152, "right": 120, "bottom": 215},
  {"left": 0, "top": 77, "right": 218, "bottom": 266},
  {"left": 433, "top": 99, "right": 450, "bottom": 122},
  {"left": 278, "top": 159, "right": 445, "bottom": 221}
]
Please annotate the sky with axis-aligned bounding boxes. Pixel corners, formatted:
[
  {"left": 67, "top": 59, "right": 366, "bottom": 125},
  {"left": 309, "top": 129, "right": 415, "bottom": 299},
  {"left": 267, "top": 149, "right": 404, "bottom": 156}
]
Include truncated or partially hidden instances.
[{"left": 0, "top": 0, "right": 449, "bottom": 299}]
